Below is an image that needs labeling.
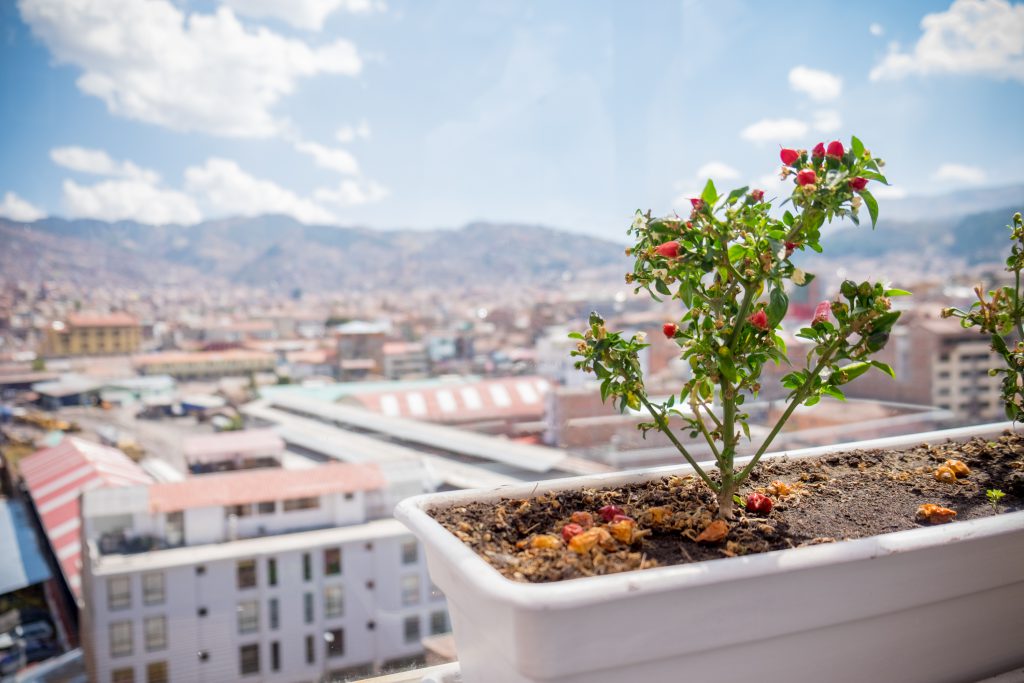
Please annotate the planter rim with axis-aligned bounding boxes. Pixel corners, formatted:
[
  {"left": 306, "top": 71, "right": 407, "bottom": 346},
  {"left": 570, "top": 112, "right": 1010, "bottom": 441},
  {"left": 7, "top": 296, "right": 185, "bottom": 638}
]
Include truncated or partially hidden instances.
[{"left": 395, "top": 421, "right": 1024, "bottom": 610}]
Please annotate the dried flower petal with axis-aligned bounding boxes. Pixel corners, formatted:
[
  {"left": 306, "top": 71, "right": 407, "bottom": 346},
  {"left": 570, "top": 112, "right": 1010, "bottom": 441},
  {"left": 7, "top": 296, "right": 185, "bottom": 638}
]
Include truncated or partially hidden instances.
[
  {"left": 916, "top": 504, "right": 957, "bottom": 525},
  {"left": 944, "top": 459, "right": 971, "bottom": 477},
  {"left": 934, "top": 465, "right": 957, "bottom": 484},
  {"left": 695, "top": 519, "right": 729, "bottom": 543},
  {"left": 530, "top": 534, "right": 562, "bottom": 550},
  {"left": 570, "top": 511, "right": 594, "bottom": 529}
]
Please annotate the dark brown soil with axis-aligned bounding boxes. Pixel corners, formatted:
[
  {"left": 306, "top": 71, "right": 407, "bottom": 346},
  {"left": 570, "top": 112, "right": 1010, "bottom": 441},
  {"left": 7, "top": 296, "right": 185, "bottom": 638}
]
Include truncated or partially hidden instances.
[{"left": 430, "top": 432, "right": 1024, "bottom": 583}]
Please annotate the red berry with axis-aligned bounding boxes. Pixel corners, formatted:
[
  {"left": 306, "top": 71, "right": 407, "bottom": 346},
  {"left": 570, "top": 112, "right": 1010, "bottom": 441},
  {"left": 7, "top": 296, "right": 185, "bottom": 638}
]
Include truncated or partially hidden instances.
[
  {"left": 796, "top": 169, "right": 817, "bottom": 186},
  {"left": 826, "top": 140, "right": 845, "bottom": 159},
  {"left": 655, "top": 241, "right": 680, "bottom": 258},
  {"left": 779, "top": 148, "right": 799, "bottom": 166},
  {"left": 784, "top": 241, "right": 800, "bottom": 257},
  {"left": 849, "top": 176, "right": 868, "bottom": 191},
  {"left": 812, "top": 300, "right": 832, "bottom": 325},
  {"left": 745, "top": 493, "right": 773, "bottom": 514},
  {"left": 748, "top": 309, "right": 769, "bottom": 331},
  {"left": 750, "top": 189, "right": 765, "bottom": 202},
  {"left": 662, "top": 322, "right": 678, "bottom": 339},
  {"left": 598, "top": 505, "right": 624, "bottom": 522},
  {"left": 811, "top": 142, "right": 825, "bottom": 159},
  {"left": 690, "top": 198, "right": 705, "bottom": 210},
  {"left": 562, "top": 523, "right": 585, "bottom": 543}
]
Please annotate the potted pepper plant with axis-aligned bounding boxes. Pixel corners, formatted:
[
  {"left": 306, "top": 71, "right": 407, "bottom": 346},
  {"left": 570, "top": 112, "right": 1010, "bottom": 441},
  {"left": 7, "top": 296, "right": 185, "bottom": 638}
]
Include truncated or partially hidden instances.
[{"left": 395, "top": 139, "right": 1024, "bottom": 683}]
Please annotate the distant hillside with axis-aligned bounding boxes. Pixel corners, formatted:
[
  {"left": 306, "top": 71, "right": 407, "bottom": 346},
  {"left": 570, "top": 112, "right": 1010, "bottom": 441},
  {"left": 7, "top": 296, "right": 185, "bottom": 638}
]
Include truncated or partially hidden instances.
[{"left": 0, "top": 215, "right": 627, "bottom": 291}]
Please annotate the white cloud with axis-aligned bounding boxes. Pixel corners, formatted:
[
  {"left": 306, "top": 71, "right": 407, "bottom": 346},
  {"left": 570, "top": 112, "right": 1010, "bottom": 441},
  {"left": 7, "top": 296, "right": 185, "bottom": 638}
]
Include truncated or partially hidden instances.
[
  {"left": 870, "top": 184, "right": 908, "bottom": 200},
  {"left": 313, "top": 179, "right": 389, "bottom": 206},
  {"left": 751, "top": 172, "right": 792, "bottom": 203},
  {"left": 695, "top": 161, "right": 741, "bottom": 181},
  {"left": 50, "top": 146, "right": 159, "bottom": 184},
  {"left": 185, "top": 157, "right": 337, "bottom": 223},
  {"left": 869, "top": 23, "right": 884, "bottom": 37},
  {"left": 335, "top": 121, "right": 371, "bottom": 143},
  {"left": 18, "top": 0, "right": 363, "bottom": 138},
  {"left": 0, "top": 191, "right": 46, "bottom": 222},
  {"left": 740, "top": 118, "right": 809, "bottom": 143},
  {"left": 788, "top": 66, "right": 843, "bottom": 102},
  {"left": 870, "top": 0, "right": 1024, "bottom": 82},
  {"left": 931, "top": 163, "right": 987, "bottom": 185},
  {"left": 811, "top": 109, "right": 842, "bottom": 133},
  {"left": 293, "top": 140, "right": 360, "bottom": 175},
  {"left": 61, "top": 178, "right": 202, "bottom": 224},
  {"left": 224, "top": 0, "right": 385, "bottom": 32}
]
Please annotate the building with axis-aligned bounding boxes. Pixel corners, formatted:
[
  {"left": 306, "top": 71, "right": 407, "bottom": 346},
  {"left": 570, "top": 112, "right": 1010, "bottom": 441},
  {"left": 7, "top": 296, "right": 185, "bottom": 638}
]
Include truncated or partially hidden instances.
[
  {"left": 381, "top": 342, "right": 430, "bottom": 380},
  {"left": 182, "top": 429, "right": 285, "bottom": 473},
  {"left": 132, "top": 350, "right": 276, "bottom": 380},
  {"left": 79, "top": 463, "right": 447, "bottom": 682},
  {"left": 334, "top": 322, "right": 389, "bottom": 381},
  {"left": 842, "top": 308, "right": 1007, "bottom": 423},
  {"left": 43, "top": 314, "right": 142, "bottom": 358}
]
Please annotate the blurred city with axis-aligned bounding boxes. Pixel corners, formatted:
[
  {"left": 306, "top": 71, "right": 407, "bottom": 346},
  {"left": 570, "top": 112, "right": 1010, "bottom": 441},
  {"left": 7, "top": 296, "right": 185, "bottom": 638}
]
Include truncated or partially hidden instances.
[{"left": 1, "top": 0, "right": 1023, "bottom": 682}]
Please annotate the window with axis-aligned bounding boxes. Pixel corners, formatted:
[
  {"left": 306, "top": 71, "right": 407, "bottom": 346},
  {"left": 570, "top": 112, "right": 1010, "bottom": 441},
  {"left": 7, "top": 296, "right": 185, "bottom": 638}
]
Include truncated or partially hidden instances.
[
  {"left": 305, "top": 635, "right": 315, "bottom": 664},
  {"left": 145, "top": 662, "right": 168, "bottom": 683},
  {"left": 324, "top": 548, "right": 342, "bottom": 575},
  {"left": 238, "top": 601, "right": 259, "bottom": 634},
  {"left": 110, "top": 621, "right": 133, "bottom": 657},
  {"left": 403, "top": 616, "right": 421, "bottom": 644},
  {"left": 112, "top": 668, "right": 134, "bottom": 683},
  {"left": 239, "top": 644, "right": 260, "bottom": 676},
  {"left": 226, "top": 504, "right": 253, "bottom": 517},
  {"left": 283, "top": 496, "right": 319, "bottom": 511},
  {"left": 269, "top": 597, "right": 279, "bottom": 630},
  {"left": 237, "top": 559, "right": 257, "bottom": 589},
  {"left": 429, "top": 581, "right": 444, "bottom": 601},
  {"left": 401, "top": 540, "right": 418, "bottom": 565},
  {"left": 304, "top": 592, "right": 314, "bottom": 624},
  {"left": 108, "top": 576, "right": 131, "bottom": 611},
  {"left": 325, "top": 628, "right": 345, "bottom": 658},
  {"left": 302, "top": 553, "right": 312, "bottom": 581},
  {"left": 144, "top": 616, "right": 167, "bottom": 651},
  {"left": 325, "top": 585, "right": 344, "bottom": 618},
  {"left": 402, "top": 575, "right": 421, "bottom": 605},
  {"left": 142, "top": 573, "right": 164, "bottom": 605},
  {"left": 267, "top": 558, "right": 277, "bottom": 586},
  {"left": 197, "top": 607, "right": 208, "bottom": 618},
  {"left": 257, "top": 501, "right": 276, "bottom": 514},
  {"left": 430, "top": 611, "right": 450, "bottom": 635},
  {"left": 198, "top": 651, "right": 209, "bottom": 662},
  {"left": 195, "top": 565, "right": 206, "bottom": 576},
  {"left": 271, "top": 641, "right": 280, "bottom": 672}
]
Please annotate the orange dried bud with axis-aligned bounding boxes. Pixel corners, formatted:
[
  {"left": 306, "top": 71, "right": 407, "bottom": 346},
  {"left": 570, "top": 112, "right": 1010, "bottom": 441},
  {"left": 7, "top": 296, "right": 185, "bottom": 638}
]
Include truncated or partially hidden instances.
[
  {"left": 570, "top": 511, "right": 594, "bottom": 529},
  {"left": 643, "top": 506, "right": 672, "bottom": 525},
  {"left": 767, "top": 480, "right": 795, "bottom": 497},
  {"left": 530, "top": 534, "right": 562, "bottom": 550},
  {"left": 695, "top": 519, "right": 729, "bottom": 543},
  {"left": 943, "top": 459, "right": 970, "bottom": 477},
  {"left": 608, "top": 517, "right": 637, "bottom": 543},
  {"left": 934, "top": 466, "right": 957, "bottom": 484},
  {"left": 916, "top": 504, "right": 957, "bottom": 525},
  {"left": 568, "top": 527, "right": 611, "bottom": 554}
]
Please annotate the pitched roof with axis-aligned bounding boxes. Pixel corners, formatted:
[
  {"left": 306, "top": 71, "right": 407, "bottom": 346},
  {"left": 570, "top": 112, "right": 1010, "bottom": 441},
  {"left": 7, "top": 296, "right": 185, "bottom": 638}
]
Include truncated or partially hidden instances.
[
  {"left": 350, "top": 376, "right": 550, "bottom": 423},
  {"left": 147, "top": 462, "right": 386, "bottom": 513},
  {"left": 19, "top": 438, "right": 151, "bottom": 600},
  {"left": 182, "top": 429, "right": 284, "bottom": 462},
  {"left": 66, "top": 313, "right": 139, "bottom": 328}
]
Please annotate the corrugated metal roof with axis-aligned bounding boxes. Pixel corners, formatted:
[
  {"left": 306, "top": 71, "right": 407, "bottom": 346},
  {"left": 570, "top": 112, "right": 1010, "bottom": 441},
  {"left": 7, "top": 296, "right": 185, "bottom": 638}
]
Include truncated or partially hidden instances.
[
  {"left": 19, "top": 438, "right": 151, "bottom": 601},
  {"left": 351, "top": 376, "right": 550, "bottom": 423},
  {"left": 182, "top": 429, "right": 284, "bottom": 462},
  {"left": 0, "top": 500, "right": 52, "bottom": 595}
]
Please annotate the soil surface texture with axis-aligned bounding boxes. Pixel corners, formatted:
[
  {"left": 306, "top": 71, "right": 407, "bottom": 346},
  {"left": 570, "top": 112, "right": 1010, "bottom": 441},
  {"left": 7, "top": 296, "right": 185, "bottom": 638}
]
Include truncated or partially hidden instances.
[{"left": 430, "top": 432, "right": 1024, "bottom": 583}]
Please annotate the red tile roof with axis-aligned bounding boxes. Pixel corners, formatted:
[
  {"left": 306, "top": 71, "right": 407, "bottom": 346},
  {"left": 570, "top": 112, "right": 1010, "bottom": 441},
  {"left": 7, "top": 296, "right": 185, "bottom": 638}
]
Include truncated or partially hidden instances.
[
  {"left": 66, "top": 313, "right": 139, "bottom": 328},
  {"left": 147, "top": 462, "right": 386, "bottom": 513},
  {"left": 19, "top": 438, "right": 151, "bottom": 599}
]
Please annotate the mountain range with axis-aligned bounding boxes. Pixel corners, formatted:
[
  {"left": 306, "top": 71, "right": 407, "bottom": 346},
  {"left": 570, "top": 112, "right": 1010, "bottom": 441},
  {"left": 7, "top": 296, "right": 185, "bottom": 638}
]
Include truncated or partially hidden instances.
[{"left": 1, "top": 183, "right": 1022, "bottom": 292}]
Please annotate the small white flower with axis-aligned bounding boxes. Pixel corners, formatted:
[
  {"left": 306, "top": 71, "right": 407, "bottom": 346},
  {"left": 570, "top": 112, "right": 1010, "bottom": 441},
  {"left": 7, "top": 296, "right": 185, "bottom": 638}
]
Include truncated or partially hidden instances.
[
  {"left": 777, "top": 247, "right": 788, "bottom": 262},
  {"left": 792, "top": 268, "right": 807, "bottom": 285},
  {"left": 631, "top": 212, "right": 648, "bottom": 230},
  {"left": 636, "top": 332, "right": 647, "bottom": 342}
]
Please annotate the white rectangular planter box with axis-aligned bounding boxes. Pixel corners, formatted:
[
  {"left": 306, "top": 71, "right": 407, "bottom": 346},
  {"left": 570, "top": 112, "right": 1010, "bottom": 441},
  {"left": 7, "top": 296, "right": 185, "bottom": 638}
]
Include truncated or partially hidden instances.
[{"left": 395, "top": 423, "right": 1024, "bottom": 683}]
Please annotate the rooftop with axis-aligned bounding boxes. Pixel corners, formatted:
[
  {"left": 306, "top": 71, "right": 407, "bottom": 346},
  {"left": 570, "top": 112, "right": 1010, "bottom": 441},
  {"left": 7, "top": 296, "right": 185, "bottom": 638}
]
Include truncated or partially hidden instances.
[
  {"left": 182, "top": 428, "right": 284, "bottom": 462},
  {"left": 65, "top": 312, "right": 139, "bottom": 328},
  {"left": 146, "top": 461, "right": 386, "bottom": 513},
  {"left": 132, "top": 349, "right": 275, "bottom": 365}
]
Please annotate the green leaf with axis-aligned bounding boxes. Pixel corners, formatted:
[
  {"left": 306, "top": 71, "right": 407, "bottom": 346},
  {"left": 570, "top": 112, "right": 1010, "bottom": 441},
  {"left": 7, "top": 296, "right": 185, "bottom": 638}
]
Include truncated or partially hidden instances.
[
  {"left": 803, "top": 395, "right": 821, "bottom": 407},
  {"left": 870, "top": 360, "right": 896, "bottom": 378},
  {"left": 701, "top": 179, "right": 718, "bottom": 205},
  {"left": 851, "top": 136, "right": 864, "bottom": 158},
  {"left": 821, "top": 385, "right": 847, "bottom": 401},
  {"left": 991, "top": 334, "right": 1009, "bottom": 357},
  {"left": 726, "top": 186, "right": 749, "bottom": 204},
  {"left": 740, "top": 421, "right": 751, "bottom": 441},
  {"left": 859, "top": 170, "right": 889, "bottom": 185},
  {"left": 860, "top": 189, "right": 879, "bottom": 228},
  {"left": 834, "top": 361, "right": 872, "bottom": 385},
  {"left": 884, "top": 288, "right": 911, "bottom": 297},
  {"left": 568, "top": 332, "right": 584, "bottom": 340},
  {"left": 600, "top": 380, "right": 611, "bottom": 402},
  {"left": 783, "top": 211, "right": 794, "bottom": 227},
  {"left": 719, "top": 355, "right": 737, "bottom": 383},
  {"left": 655, "top": 279, "right": 671, "bottom": 296},
  {"left": 768, "top": 287, "right": 789, "bottom": 326}
]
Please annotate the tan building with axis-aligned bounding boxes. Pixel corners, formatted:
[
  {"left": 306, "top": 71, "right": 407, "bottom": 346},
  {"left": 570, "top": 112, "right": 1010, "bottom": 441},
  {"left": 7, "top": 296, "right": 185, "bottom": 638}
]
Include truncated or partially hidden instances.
[
  {"left": 842, "top": 308, "right": 1007, "bottom": 423},
  {"left": 133, "top": 349, "right": 276, "bottom": 380},
  {"left": 43, "top": 313, "right": 142, "bottom": 357}
]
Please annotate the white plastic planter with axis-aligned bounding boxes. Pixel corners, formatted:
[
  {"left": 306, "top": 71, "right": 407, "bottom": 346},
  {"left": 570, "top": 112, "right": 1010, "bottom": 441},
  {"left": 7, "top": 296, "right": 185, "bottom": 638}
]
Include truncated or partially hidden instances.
[{"left": 395, "top": 423, "right": 1024, "bottom": 683}]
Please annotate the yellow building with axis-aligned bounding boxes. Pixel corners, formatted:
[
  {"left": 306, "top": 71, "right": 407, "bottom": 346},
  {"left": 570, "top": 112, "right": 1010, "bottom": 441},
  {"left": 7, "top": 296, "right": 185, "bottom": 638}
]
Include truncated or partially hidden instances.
[{"left": 43, "top": 313, "right": 142, "bottom": 357}]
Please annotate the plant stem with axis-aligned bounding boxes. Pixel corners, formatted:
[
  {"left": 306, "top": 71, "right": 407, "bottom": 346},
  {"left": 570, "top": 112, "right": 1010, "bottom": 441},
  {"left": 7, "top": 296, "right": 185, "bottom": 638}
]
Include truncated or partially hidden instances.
[
  {"left": 640, "top": 395, "right": 718, "bottom": 492},
  {"left": 734, "top": 340, "right": 841, "bottom": 483},
  {"left": 729, "top": 286, "right": 756, "bottom": 353},
  {"left": 1014, "top": 268, "right": 1023, "bottom": 340},
  {"left": 688, "top": 397, "right": 723, "bottom": 466}
]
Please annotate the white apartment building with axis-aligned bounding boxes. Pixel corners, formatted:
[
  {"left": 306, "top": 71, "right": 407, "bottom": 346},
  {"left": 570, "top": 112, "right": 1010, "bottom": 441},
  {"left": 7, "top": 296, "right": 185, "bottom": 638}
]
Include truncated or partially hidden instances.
[{"left": 79, "top": 463, "right": 448, "bottom": 683}]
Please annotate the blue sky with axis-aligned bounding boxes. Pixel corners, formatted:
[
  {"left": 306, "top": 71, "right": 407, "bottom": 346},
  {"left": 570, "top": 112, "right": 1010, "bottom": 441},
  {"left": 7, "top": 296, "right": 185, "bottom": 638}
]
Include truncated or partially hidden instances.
[{"left": 0, "top": 0, "right": 1022, "bottom": 240}]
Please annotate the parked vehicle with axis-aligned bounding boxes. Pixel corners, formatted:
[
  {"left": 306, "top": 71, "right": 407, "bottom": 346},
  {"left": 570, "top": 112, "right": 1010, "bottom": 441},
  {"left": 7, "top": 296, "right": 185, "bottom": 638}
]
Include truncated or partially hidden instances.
[
  {"left": 0, "top": 633, "right": 26, "bottom": 676},
  {"left": 23, "top": 637, "right": 60, "bottom": 664},
  {"left": 13, "top": 621, "right": 53, "bottom": 642}
]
